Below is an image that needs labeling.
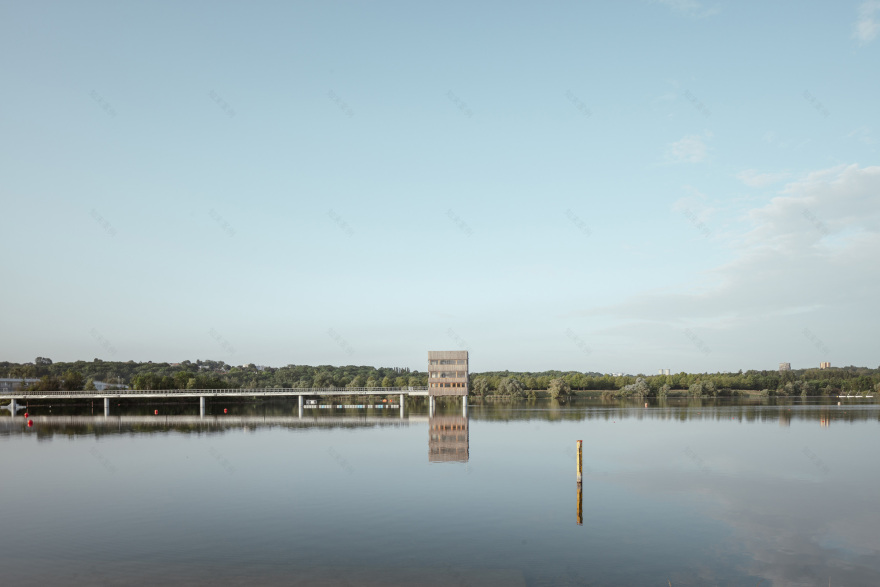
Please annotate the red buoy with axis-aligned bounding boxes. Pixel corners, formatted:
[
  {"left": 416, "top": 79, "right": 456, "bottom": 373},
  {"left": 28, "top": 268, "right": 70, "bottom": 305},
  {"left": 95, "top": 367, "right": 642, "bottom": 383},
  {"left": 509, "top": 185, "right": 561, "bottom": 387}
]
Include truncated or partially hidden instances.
[
  {"left": 154, "top": 410, "right": 159, "bottom": 415},
  {"left": 223, "top": 408, "right": 228, "bottom": 414},
  {"left": 27, "top": 420, "right": 33, "bottom": 427},
  {"left": 24, "top": 412, "right": 29, "bottom": 418}
]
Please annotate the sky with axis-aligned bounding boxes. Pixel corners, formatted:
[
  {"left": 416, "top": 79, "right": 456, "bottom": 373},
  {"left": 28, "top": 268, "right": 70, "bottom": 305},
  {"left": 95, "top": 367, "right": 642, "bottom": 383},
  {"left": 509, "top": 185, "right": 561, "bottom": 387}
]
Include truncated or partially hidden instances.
[{"left": 1, "top": 0, "right": 878, "bottom": 374}]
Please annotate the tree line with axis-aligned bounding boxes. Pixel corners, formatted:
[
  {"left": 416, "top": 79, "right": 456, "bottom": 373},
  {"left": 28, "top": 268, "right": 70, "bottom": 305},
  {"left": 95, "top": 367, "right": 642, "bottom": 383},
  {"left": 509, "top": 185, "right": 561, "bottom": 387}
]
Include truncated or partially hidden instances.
[
  {"left": 0, "top": 359, "right": 424, "bottom": 391},
  {"left": 469, "top": 367, "right": 880, "bottom": 398},
  {"left": 1, "top": 358, "right": 879, "bottom": 397}
]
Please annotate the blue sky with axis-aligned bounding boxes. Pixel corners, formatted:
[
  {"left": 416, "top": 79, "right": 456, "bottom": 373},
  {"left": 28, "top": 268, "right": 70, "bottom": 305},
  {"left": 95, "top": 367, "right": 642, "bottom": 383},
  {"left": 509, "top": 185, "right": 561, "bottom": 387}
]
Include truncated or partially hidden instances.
[{"left": 1, "top": 0, "right": 878, "bottom": 373}]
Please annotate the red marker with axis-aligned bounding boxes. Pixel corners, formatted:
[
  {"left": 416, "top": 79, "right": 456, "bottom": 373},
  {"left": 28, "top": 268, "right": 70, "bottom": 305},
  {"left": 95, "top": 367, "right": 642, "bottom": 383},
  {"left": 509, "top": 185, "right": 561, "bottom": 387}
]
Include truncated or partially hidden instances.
[
  {"left": 223, "top": 408, "right": 228, "bottom": 414},
  {"left": 154, "top": 410, "right": 159, "bottom": 415},
  {"left": 27, "top": 420, "right": 33, "bottom": 427},
  {"left": 24, "top": 412, "right": 29, "bottom": 418}
]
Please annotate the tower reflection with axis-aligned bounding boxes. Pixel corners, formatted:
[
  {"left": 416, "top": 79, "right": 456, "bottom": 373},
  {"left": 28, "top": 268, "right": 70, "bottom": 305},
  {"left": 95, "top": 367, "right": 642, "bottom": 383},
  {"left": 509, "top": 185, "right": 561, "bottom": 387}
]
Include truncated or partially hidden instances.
[{"left": 428, "top": 414, "right": 469, "bottom": 463}]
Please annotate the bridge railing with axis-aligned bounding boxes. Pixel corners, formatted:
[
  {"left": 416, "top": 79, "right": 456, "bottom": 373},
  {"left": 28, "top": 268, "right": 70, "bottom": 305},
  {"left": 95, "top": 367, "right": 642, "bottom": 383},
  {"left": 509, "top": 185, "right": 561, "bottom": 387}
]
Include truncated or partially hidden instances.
[{"left": 1, "top": 386, "right": 429, "bottom": 397}]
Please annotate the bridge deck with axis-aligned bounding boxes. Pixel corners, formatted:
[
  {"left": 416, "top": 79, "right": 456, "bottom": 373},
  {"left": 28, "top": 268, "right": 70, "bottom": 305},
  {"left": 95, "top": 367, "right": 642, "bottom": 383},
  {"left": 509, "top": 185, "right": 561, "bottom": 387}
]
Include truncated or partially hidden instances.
[
  {"left": 3, "top": 415, "right": 431, "bottom": 426},
  {"left": 0, "top": 386, "right": 431, "bottom": 400}
]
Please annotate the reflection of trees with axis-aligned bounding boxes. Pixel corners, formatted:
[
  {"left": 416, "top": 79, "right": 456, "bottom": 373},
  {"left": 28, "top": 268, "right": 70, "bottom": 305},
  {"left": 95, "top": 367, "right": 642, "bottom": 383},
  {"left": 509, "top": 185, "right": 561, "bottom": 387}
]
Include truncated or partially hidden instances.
[
  {"left": 465, "top": 399, "right": 880, "bottom": 425},
  {"left": 3, "top": 399, "right": 876, "bottom": 440},
  {"left": 0, "top": 401, "right": 413, "bottom": 440}
]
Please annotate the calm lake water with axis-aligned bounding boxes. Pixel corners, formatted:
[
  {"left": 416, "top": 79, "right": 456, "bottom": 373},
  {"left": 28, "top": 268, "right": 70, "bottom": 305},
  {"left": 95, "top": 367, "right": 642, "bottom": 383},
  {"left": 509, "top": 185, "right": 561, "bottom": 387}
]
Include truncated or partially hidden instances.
[{"left": 1, "top": 397, "right": 878, "bottom": 586}]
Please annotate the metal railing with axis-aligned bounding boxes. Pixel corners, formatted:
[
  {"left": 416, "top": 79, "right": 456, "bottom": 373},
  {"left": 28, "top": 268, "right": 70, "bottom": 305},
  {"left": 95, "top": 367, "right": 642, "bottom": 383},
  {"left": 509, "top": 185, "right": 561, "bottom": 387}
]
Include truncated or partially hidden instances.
[{"left": 1, "top": 386, "right": 429, "bottom": 398}]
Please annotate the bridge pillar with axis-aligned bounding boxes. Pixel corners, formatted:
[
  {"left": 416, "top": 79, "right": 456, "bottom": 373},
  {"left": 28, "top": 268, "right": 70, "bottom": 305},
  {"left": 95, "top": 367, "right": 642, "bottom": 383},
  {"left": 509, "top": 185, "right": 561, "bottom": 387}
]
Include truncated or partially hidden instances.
[
  {"left": 104, "top": 397, "right": 110, "bottom": 417},
  {"left": 429, "top": 395, "right": 435, "bottom": 417},
  {"left": 200, "top": 396, "right": 206, "bottom": 418},
  {"left": 298, "top": 395, "right": 303, "bottom": 418},
  {"left": 399, "top": 394, "right": 404, "bottom": 419},
  {"left": 462, "top": 396, "right": 468, "bottom": 417},
  {"left": 9, "top": 398, "right": 17, "bottom": 413}
]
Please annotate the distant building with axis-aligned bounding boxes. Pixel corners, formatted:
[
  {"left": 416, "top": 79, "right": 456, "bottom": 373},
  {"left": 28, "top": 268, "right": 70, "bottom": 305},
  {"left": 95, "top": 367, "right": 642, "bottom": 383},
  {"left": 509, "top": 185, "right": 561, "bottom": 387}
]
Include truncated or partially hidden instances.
[
  {"left": 779, "top": 362, "right": 791, "bottom": 371},
  {"left": 658, "top": 369, "right": 670, "bottom": 376},
  {"left": 427, "top": 351, "right": 468, "bottom": 396},
  {"left": 92, "top": 380, "right": 130, "bottom": 391},
  {"left": 0, "top": 378, "right": 40, "bottom": 392},
  {"left": 820, "top": 362, "right": 831, "bottom": 369}
]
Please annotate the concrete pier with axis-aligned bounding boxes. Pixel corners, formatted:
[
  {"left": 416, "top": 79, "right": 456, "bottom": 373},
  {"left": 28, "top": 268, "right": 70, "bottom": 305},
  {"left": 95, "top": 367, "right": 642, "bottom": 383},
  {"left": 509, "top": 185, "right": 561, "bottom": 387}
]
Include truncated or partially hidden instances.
[
  {"left": 399, "top": 394, "right": 405, "bottom": 418},
  {"left": 104, "top": 397, "right": 110, "bottom": 417},
  {"left": 462, "top": 397, "right": 468, "bottom": 417},
  {"left": 298, "top": 395, "right": 303, "bottom": 418},
  {"left": 199, "top": 396, "right": 206, "bottom": 418},
  {"left": 428, "top": 395, "right": 435, "bottom": 417}
]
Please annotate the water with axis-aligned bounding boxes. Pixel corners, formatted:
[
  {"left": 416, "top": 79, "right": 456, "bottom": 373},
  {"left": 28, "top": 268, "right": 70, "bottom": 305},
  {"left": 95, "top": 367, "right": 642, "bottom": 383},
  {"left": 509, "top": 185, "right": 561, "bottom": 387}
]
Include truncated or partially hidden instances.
[{"left": 1, "top": 397, "right": 878, "bottom": 586}]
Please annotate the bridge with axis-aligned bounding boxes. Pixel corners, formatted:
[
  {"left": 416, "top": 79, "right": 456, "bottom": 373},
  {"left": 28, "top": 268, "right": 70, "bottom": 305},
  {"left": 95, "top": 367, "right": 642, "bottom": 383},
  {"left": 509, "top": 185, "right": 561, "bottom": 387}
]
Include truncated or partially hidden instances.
[{"left": 0, "top": 386, "right": 465, "bottom": 417}]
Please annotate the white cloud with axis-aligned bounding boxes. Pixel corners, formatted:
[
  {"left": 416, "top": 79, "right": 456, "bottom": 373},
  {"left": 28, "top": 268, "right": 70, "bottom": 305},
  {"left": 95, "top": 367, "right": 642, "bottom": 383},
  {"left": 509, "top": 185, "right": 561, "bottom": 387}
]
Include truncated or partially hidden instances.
[
  {"left": 737, "top": 169, "right": 791, "bottom": 188},
  {"left": 846, "top": 126, "right": 876, "bottom": 146},
  {"left": 668, "top": 134, "right": 709, "bottom": 163},
  {"left": 854, "top": 1, "right": 880, "bottom": 44},
  {"left": 581, "top": 164, "right": 880, "bottom": 368},
  {"left": 654, "top": 0, "right": 720, "bottom": 18},
  {"left": 673, "top": 186, "right": 716, "bottom": 236}
]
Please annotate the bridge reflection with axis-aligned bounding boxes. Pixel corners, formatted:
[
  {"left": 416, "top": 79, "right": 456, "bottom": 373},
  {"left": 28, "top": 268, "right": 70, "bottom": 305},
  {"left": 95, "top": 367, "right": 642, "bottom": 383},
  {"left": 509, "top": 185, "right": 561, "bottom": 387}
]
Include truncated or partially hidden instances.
[{"left": 0, "top": 413, "right": 471, "bottom": 463}]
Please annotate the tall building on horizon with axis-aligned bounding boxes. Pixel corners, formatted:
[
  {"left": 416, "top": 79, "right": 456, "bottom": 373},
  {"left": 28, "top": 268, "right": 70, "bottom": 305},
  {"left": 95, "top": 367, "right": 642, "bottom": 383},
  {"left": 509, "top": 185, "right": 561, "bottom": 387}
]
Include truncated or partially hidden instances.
[{"left": 427, "top": 350, "right": 468, "bottom": 396}]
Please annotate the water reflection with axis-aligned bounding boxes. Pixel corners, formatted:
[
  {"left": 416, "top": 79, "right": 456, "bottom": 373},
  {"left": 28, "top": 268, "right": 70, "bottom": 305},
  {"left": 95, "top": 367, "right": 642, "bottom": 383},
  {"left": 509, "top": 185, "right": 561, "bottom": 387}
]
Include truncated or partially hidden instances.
[
  {"left": 428, "top": 415, "right": 469, "bottom": 463},
  {"left": 2, "top": 397, "right": 876, "bottom": 431},
  {"left": 1, "top": 412, "right": 475, "bottom": 465},
  {"left": 1, "top": 398, "right": 879, "bottom": 585}
]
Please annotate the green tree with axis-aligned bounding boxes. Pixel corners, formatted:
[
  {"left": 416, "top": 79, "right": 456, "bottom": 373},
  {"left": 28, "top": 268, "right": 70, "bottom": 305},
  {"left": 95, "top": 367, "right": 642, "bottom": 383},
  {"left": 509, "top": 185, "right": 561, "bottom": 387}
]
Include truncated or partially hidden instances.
[
  {"left": 472, "top": 377, "right": 490, "bottom": 397},
  {"left": 313, "top": 372, "right": 334, "bottom": 388},
  {"left": 499, "top": 377, "right": 524, "bottom": 399},
  {"left": 30, "top": 375, "right": 61, "bottom": 391},
  {"left": 174, "top": 371, "right": 193, "bottom": 390},
  {"left": 549, "top": 378, "right": 571, "bottom": 400},
  {"left": 621, "top": 377, "right": 650, "bottom": 398},
  {"left": 61, "top": 370, "right": 85, "bottom": 391}
]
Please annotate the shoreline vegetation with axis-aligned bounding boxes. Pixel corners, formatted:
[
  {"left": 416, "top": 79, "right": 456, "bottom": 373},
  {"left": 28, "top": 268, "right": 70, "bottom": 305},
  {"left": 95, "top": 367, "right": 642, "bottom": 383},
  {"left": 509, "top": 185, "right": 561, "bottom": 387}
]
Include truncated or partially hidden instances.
[{"left": 2, "top": 358, "right": 879, "bottom": 400}]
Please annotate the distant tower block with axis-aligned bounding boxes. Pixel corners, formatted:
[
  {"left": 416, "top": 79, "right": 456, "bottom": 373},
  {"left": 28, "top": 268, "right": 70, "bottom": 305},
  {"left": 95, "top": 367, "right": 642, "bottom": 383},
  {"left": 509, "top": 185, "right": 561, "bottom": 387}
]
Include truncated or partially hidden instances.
[
  {"left": 428, "top": 351, "right": 468, "bottom": 396},
  {"left": 658, "top": 369, "right": 670, "bottom": 376},
  {"left": 779, "top": 362, "right": 791, "bottom": 371},
  {"left": 819, "top": 362, "right": 831, "bottom": 369}
]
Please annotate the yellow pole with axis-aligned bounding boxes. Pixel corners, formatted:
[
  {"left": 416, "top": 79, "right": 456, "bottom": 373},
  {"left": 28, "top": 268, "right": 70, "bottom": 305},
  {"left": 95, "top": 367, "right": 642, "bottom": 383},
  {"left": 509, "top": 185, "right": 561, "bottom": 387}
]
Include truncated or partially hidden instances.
[
  {"left": 576, "top": 481, "right": 583, "bottom": 526},
  {"left": 576, "top": 440, "right": 583, "bottom": 483}
]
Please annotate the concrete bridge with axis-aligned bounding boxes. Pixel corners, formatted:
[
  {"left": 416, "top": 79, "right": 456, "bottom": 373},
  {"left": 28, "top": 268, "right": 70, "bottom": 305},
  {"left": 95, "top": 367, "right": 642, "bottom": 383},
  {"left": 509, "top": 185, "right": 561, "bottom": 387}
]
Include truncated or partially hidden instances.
[{"left": 0, "top": 386, "right": 466, "bottom": 417}]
